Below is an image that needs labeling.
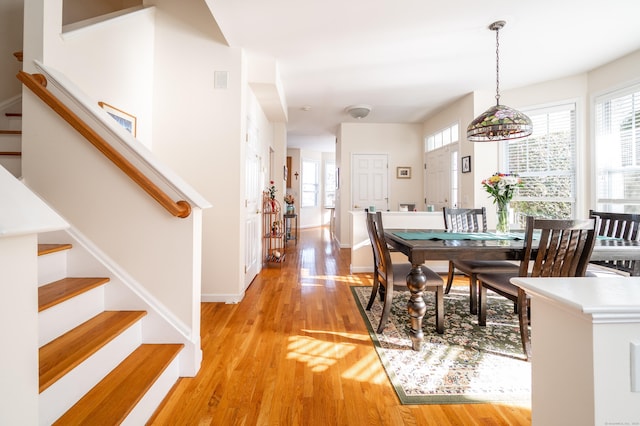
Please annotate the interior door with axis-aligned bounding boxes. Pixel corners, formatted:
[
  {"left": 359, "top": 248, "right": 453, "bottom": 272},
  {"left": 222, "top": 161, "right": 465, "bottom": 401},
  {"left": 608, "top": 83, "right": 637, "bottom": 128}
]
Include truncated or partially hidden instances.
[
  {"left": 351, "top": 154, "right": 388, "bottom": 211},
  {"left": 244, "top": 119, "right": 261, "bottom": 289}
]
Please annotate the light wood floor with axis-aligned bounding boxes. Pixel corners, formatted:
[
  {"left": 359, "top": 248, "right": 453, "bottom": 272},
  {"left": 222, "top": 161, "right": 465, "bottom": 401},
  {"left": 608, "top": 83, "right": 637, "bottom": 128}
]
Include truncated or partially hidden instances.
[{"left": 149, "top": 226, "right": 531, "bottom": 425}]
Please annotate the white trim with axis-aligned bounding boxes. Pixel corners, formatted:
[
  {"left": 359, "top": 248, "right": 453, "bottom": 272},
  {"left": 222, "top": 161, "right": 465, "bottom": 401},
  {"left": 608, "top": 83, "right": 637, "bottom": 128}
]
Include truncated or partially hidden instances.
[{"left": 201, "top": 292, "right": 245, "bottom": 304}]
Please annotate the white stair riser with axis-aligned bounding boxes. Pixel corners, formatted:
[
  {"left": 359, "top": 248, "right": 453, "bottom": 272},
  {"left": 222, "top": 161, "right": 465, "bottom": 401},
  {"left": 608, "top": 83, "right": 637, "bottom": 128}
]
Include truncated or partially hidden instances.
[
  {"left": 122, "top": 354, "right": 181, "bottom": 425},
  {"left": 0, "top": 133, "right": 21, "bottom": 149},
  {"left": 6, "top": 116, "right": 22, "bottom": 131},
  {"left": 38, "top": 286, "right": 105, "bottom": 346},
  {"left": 39, "top": 321, "right": 143, "bottom": 426},
  {"left": 38, "top": 251, "right": 68, "bottom": 285}
]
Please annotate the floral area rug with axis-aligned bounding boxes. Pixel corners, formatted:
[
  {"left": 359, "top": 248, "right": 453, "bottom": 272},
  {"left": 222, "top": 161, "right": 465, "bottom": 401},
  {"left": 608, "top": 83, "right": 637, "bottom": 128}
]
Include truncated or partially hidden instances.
[{"left": 351, "top": 285, "right": 531, "bottom": 406}]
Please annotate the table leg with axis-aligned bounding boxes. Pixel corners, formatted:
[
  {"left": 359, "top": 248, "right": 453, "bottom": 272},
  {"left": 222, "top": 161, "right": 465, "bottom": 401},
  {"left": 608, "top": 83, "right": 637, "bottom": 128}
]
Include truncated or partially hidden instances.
[{"left": 406, "top": 264, "right": 427, "bottom": 351}]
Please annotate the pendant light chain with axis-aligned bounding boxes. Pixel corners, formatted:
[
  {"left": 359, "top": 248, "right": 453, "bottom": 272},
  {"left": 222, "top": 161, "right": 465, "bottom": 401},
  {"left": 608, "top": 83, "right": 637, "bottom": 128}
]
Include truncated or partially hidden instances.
[
  {"left": 495, "top": 25, "right": 501, "bottom": 105},
  {"left": 466, "top": 20, "right": 533, "bottom": 142}
]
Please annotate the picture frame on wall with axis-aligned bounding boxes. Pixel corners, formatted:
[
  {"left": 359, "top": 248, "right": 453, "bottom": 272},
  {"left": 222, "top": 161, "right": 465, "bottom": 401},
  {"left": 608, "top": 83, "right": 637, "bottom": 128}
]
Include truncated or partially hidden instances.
[
  {"left": 99, "top": 101, "right": 137, "bottom": 136},
  {"left": 462, "top": 156, "right": 471, "bottom": 173},
  {"left": 396, "top": 166, "right": 411, "bottom": 179}
]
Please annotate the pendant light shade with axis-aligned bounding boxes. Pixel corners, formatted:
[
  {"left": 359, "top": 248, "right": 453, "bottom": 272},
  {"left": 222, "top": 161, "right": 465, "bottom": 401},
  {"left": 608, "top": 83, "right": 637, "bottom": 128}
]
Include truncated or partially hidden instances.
[{"left": 467, "top": 21, "right": 532, "bottom": 142}]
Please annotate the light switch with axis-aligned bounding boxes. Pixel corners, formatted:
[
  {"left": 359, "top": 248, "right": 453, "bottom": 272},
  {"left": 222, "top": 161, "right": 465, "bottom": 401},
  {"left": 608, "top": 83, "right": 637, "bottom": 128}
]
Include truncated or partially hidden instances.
[{"left": 631, "top": 341, "right": 640, "bottom": 392}]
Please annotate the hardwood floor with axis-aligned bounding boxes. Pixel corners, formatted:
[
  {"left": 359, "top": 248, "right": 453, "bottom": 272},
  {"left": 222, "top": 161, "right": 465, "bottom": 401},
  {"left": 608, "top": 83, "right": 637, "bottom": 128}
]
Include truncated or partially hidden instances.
[{"left": 149, "top": 226, "right": 531, "bottom": 425}]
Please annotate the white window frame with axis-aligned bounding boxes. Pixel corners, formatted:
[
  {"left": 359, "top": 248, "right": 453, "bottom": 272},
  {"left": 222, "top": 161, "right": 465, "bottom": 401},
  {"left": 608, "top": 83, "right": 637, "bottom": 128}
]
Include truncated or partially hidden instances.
[
  {"left": 324, "top": 160, "right": 336, "bottom": 207},
  {"left": 426, "top": 122, "right": 459, "bottom": 152},
  {"left": 301, "top": 159, "right": 319, "bottom": 208}
]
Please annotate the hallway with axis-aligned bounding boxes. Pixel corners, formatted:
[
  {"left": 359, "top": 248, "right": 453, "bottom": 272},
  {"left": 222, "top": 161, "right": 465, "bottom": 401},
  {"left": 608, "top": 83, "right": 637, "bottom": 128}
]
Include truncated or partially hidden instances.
[{"left": 150, "top": 226, "right": 531, "bottom": 425}]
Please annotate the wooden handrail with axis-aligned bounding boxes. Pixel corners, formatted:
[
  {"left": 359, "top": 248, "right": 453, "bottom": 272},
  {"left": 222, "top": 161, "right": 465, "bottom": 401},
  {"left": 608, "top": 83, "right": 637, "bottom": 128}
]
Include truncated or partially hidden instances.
[{"left": 17, "top": 71, "right": 191, "bottom": 218}]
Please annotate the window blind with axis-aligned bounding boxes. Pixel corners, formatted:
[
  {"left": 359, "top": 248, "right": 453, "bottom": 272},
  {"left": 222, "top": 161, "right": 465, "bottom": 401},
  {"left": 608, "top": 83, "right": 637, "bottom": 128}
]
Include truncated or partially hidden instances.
[
  {"left": 504, "top": 103, "right": 576, "bottom": 219},
  {"left": 595, "top": 85, "right": 640, "bottom": 212}
]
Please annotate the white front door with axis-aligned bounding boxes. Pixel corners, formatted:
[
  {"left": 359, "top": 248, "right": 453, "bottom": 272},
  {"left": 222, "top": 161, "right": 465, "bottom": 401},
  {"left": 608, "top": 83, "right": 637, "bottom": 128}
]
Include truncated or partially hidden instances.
[
  {"left": 425, "top": 146, "right": 451, "bottom": 210},
  {"left": 351, "top": 154, "right": 388, "bottom": 211}
]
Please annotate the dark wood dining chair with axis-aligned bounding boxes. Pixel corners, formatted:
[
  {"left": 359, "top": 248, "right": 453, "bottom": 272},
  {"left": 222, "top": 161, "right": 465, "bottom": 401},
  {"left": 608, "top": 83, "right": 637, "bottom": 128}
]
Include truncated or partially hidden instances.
[
  {"left": 442, "top": 207, "right": 518, "bottom": 314},
  {"left": 365, "top": 210, "right": 444, "bottom": 334},
  {"left": 477, "top": 216, "right": 597, "bottom": 360},
  {"left": 588, "top": 210, "right": 640, "bottom": 276}
]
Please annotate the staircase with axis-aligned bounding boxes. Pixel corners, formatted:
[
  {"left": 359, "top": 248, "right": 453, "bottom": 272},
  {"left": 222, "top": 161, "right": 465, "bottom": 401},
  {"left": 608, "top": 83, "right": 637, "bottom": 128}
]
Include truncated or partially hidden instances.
[
  {"left": 0, "top": 111, "right": 22, "bottom": 178},
  {"left": 37, "top": 240, "right": 183, "bottom": 424},
  {"left": 0, "top": 51, "right": 23, "bottom": 177}
]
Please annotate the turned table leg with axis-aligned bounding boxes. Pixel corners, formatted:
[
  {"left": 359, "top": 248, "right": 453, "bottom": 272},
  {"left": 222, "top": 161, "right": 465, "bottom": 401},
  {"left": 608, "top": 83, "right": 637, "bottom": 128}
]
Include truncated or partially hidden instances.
[{"left": 406, "top": 264, "right": 427, "bottom": 351}]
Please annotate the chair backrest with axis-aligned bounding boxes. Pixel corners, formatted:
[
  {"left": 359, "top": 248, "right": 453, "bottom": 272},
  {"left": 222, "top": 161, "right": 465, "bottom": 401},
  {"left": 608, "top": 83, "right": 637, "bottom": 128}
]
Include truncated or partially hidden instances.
[
  {"left": 365, "top": 210, "right": 393, "bottom": 284},
  {"left": 443, "top": 207, "right": 488, "bottom": 232},
  {"left": 519, "top": 216, "right": 597, "bottom": 278},
  {"left": 589, "top": 210, "right": 640, "bottom": 275}
]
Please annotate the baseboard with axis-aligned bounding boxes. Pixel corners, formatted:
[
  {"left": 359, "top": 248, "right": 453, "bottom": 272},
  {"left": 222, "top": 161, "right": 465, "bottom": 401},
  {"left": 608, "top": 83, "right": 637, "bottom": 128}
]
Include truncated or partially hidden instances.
[{"left": 201, "top": 292, "right": 245, "bottom": 304}]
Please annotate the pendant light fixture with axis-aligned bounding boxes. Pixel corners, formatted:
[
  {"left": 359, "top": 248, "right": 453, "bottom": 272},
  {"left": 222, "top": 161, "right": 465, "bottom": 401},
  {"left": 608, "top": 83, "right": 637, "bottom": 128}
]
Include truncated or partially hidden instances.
[{"left": 467, "top": 21, "right": 532, "bottom": 142}]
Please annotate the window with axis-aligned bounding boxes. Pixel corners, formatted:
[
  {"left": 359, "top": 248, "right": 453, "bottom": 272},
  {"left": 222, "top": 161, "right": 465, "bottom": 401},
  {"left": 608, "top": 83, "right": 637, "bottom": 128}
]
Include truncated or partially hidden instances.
[
  {"left": 450, "top": 150, "right": 459, "bottom": 208},
  {"left": 301, "top": 159, "right": 319, "bottom": 207},
  {"left": 595, "top": 84, "right": 640, "bottom": 212},
  {"left": 324, "top": 161, "right": 336, "bottom": 207},
  {"left": 426, "top": 123, "right": 459, "bottom": 152},
  {"left": 504, "top": 103, "right": 577, "bottom": 221}
]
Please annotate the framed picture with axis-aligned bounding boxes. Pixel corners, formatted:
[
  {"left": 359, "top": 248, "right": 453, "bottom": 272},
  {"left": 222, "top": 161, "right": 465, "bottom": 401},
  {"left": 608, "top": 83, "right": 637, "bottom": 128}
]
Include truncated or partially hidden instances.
[
  {"left": 462, "top": 156, "right": 471, "bottom": 173},
  {"left": 99, "top": 102, "right": 137, "bottom": 136},
  {"left": 397, "top": 166, "right": 411, "bottom": 179}
]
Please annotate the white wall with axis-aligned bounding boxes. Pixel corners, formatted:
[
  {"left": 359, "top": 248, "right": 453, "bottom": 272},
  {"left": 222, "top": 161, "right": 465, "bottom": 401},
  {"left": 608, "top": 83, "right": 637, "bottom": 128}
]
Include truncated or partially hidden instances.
[
  {"left": 0, "top": 0, "right": 23, "bottom": 102},
  {"left": 335, "top": 122, "right": 423, "bottom": 246},
  {"left": 147, "top": 0, "right": 247, "bottom": 301},
  {"left": 286, "top": 147, "right": 300, "bottom": 215},
  {"left": 0, "top": 235, "right": 39, "bottom": 425},
  {"left": 33, "top": 3, "right": 156, "bottom": 145}
]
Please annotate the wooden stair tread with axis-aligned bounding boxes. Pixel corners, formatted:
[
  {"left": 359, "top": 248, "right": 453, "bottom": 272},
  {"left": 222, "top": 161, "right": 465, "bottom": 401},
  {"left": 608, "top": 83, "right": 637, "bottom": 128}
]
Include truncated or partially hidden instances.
[
  {"left": 39, "top": 310, "right": 147, "bottom": 392},
  {"left": 0, "top": 151, "right": 21, "bottom": 156},
  {"left": 54, "top": 344, "right": 183, "bottom": 425},
  {"left": 5, "top": 113, "right": 22, "bottom": 117},
  {"left": 38, "top": 243, "right": 72, "bottom": 256},
  {"left": 13, "top": 51, "right": 22, "bottom": 62},
  {"left": 39, "top": 277, "right": 110, "bottom": 312},
  {"left": 0, "top": 130, "right": 21, "bottom": 134}
]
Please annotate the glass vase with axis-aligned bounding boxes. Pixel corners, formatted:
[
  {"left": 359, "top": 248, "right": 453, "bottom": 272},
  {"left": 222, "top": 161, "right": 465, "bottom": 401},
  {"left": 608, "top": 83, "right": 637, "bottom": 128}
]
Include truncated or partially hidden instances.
[{"left": 496, "top": 202, "right": 510, "bottom": 234}]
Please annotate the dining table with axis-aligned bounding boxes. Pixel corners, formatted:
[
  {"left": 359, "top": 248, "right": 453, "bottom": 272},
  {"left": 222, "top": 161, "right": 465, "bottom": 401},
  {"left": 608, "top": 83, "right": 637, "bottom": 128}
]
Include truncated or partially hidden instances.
[{"left": 384, "top": 228, "right": 640, "bottom": 351}]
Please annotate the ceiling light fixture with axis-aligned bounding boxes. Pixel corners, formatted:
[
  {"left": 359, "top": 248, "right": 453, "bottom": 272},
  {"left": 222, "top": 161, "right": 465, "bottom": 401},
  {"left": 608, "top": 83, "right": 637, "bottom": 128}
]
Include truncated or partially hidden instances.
[
  {"left": 467, "top": 21, "right": 532, "bottom": 142},
  {"left": 345, "top": 105, "right": 372, "bottom": 119}
]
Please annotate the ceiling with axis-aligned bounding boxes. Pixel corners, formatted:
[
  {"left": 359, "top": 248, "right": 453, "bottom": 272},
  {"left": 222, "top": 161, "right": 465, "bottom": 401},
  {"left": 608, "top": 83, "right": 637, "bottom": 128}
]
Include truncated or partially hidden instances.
[{"left": 208, "top": 0, "right": 640, "bottom": 152}]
